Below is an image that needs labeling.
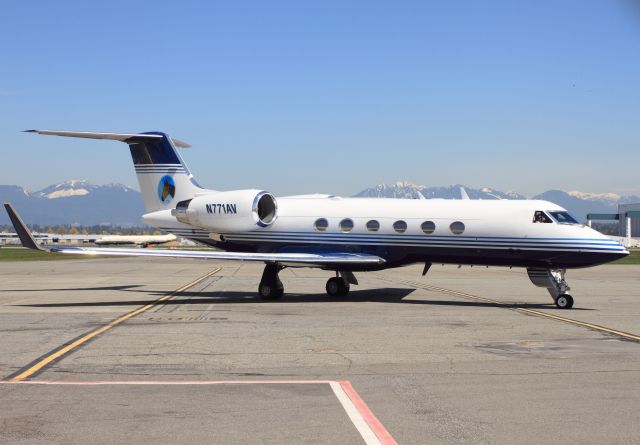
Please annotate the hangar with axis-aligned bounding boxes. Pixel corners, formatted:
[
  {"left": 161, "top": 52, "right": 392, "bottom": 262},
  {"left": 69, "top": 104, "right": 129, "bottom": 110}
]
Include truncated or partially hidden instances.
[{"left": 587, "top": 203, "right": 640, "bottom": 246}]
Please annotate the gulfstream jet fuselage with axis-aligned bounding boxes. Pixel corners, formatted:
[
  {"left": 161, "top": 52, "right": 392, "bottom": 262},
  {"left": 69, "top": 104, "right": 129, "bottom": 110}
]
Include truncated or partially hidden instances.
[{"left": 5, "top": 130, "right": 628, "bottom": 309}]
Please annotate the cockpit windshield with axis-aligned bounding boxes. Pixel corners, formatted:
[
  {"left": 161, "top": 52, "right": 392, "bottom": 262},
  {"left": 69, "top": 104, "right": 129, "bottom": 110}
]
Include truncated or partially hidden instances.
[{"left": 549, "top": 211, "right": 579, "bottom": 224}]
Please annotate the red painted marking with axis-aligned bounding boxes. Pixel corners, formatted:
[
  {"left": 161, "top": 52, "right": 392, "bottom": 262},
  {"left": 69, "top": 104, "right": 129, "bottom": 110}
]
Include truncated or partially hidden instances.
[{"left": 340, "top": 380, "right": 398, "bottom": 445}]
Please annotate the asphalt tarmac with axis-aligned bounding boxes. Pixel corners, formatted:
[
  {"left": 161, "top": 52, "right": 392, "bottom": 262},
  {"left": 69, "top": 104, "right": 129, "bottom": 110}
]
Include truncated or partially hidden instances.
[{"left": 1, "top": 258, "right": 639, "bottom": 444}]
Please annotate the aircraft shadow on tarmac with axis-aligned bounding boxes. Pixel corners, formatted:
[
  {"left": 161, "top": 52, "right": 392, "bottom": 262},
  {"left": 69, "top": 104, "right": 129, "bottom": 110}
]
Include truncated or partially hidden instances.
[
  {"left": 2, "top": 285, "right": 145, "bottom": 292},
  {"left": 16, "top": 287, "right": 587, "bottom": 310}
]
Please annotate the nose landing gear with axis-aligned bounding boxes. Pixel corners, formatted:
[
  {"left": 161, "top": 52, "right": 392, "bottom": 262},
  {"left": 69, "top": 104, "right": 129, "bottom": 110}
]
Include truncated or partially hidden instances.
[
  {"left": 527, "top": 268, "right": 574, "bottom": 309},
  {"left": 555, "top": 293, "right": 574, "bottom": 309}
]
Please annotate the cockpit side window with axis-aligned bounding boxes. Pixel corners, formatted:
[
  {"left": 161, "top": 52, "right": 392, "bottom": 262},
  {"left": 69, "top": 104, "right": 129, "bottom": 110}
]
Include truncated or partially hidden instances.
[
  {"left": 533, "top": 211, "right": 552, "bottom": 223},
  {"left": 549, "top": 211, "right": 579, "bottom": 224}
]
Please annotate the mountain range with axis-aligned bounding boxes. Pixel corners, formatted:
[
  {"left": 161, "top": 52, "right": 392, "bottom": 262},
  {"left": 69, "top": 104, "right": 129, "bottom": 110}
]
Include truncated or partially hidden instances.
[
  {"left": 0, "top": 180, "right": 144, "bottom": 226},
  {"left": 1, "top": 180, "right": 637, "bottom": 227},
  {"left": 355, "top": 182, "right": 638, "bottom": 222}
]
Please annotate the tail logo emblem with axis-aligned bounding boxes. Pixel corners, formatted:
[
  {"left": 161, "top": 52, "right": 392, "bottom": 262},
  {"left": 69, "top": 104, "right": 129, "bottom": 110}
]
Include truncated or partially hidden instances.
[{"left": 157, "top": 175, "right": 176, "bottom": 204}]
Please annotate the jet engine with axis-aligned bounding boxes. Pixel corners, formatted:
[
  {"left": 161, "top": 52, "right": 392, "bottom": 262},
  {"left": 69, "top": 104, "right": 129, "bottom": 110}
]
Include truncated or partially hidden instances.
[{"left": 171, "top": 190, "right": 278, "bottom": 233}]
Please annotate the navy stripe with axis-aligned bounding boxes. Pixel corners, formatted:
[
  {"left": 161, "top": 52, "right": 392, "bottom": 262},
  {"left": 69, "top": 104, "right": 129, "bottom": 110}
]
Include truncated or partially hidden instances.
[
  {"left": 135, "top": 168, "right": 186, "bottom": 171},
  {"left": 135, "top": 171, "right": 186, "bottom": 173},
  {"left": 157, "top": 227, "right": 624, "bottom": 252},
  {"left": 224, "top": 233, "right": 620, "bottom": 247},
  {"left": 159, "top": 227, "right": 617, "bottom": 244},
  {"left": 220, "top": 236, "right": 625, "bottom": 252},
  {"left": 237, "top": 231, "right": 617, "bottom": 242}
]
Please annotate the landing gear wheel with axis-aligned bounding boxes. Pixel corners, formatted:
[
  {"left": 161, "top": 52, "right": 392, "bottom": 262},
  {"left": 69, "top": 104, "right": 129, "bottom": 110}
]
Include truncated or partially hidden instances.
[
  {"left": 258, "top": 263, "right": 284, "bottom": 300},
  {"left": 326, "top": 277, "right": 350, "bottom": 297},
  {"left": 258, "top": 282, "right": 283, "bottom": 300},
  {"left": 555, "top": 293, "right": 574, "bottom": 309}
]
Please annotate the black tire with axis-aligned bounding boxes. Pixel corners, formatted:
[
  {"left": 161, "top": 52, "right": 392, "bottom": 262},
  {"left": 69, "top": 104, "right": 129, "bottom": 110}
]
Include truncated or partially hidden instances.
[
  {"left": 258, "top": 282, "right": 284, "bottom": 300},
  {"left": 326, "top": 277, "right": 349, "bottom": 297},
  {"left": 555, "top": 294, "right": 574, "bottom": 309}
]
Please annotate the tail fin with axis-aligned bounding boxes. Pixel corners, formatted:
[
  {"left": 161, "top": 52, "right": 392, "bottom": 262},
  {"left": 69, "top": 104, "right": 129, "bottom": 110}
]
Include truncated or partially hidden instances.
[{"left": 25, "top": 130, "right": 210, "bottom": 213}]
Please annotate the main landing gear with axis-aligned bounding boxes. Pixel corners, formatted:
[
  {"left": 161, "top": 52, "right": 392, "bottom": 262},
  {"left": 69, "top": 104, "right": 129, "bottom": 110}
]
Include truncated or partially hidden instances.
[
  {"left": 258, "top": 263, "right": 284, "bottom": 300},
  {"left": 325, "top": 271, "right": 357, "bottom": 297},
  {"left": 326, "top": 276, "right": 350, "bottom": 297},
  {"left": 527, "top": 268, "right": 574, "bottom": 309},
  {"left": 258, "top": 265, "right": 358, "bottom": 300}
]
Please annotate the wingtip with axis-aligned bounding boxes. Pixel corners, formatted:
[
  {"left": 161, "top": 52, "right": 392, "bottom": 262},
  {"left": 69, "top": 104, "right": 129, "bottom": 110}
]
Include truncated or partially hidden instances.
[
  {"left": 23, "top": 129, "right": 38, "bottom": 133},
  {"left": 3, "top": 202, "right": 45, "bottom": 251}
]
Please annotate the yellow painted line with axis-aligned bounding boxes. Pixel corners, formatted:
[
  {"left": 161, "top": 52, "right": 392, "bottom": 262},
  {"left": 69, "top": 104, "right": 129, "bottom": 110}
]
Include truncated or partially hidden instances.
[
  {"left": 383, "top": 277, "right": 640, "bottom": 342},
  {"left": 9, "top": 267, "right": 222, "bottom": 382}
]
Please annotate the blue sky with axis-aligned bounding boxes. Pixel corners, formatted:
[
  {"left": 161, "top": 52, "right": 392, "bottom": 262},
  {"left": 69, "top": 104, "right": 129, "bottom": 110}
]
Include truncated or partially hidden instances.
[{"left": 2, "top": 1, "right": 639, "bottom": 196}]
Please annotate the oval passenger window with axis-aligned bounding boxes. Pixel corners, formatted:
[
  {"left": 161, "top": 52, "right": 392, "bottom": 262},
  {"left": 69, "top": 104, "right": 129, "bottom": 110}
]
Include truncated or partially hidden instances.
[
  {"left": 393, "top": 220, "right": 407, "bottom": 233},
  {"left": 366, "top": 220, "right": 380, "bottom": 232},
  {"left": 339, "top": 218, "right": 354, "bottom": 232},
  {"left": 421, "top": 221, "right": 436, "bottom": 234},
  {"left": 314, "top": 218, "right": 329, "bottom": 232},
  {"left": 450, "top": 221, "right": 465, "bottom": 235}
]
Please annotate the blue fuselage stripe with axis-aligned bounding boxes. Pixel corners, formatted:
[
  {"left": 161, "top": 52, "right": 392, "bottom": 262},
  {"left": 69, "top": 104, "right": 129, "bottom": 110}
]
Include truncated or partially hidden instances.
[{"left": 157, "top": 228, "right": 625, "bottom": 253}]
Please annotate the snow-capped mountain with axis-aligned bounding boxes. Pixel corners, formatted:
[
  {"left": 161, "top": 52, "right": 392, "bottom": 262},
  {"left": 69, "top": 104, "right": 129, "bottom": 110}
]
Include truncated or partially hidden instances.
[
  {"left": 566, "top": 191, "right": 622, "bottom": 203},
  {"left": 38, "top": 179, "right": 95, "bottom": 199},
  {"left": 37, "top": 180, "right": 136, "bottom": 200},
  {"left": 0, "top": 181, "right": 144, "bottom": 226},
  {"left": 354, "top": 182, "right": 526, "bottom": 200},
  {"left": 353, "top": 182, "right": 639, "bottom": 222}
]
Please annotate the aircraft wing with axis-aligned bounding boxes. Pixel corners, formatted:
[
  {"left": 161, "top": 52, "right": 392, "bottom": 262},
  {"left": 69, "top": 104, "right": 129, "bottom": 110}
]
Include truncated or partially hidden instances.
[
  {"left": 48, "top": 246, "right": 384, "bottom": 265},
  {"left": 3, "top": 203, "right": 384, "bottom": 266}
]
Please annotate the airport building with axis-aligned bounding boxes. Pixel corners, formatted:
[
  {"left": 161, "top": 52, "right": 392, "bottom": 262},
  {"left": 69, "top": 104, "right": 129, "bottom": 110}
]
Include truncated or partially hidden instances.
[
  {"left": 619, "top": 203, "right": 640, "bottom": 237},
  {"left": 0, "top": 232, "right": 99, "bottom": 246},
  {"left": 587, "top": 203, "right": 640, "bottom": 247}
]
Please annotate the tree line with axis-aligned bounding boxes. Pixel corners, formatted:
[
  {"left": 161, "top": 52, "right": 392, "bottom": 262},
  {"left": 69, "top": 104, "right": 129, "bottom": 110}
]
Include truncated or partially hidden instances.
[{"left": 0, "top": 224, "right": 161, "bottom": 236}]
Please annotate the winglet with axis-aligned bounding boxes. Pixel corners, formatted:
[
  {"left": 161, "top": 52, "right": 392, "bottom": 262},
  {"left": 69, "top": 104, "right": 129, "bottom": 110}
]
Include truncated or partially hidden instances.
[{"left": 3, "top": 203, "right": 46, "bottom": 251}]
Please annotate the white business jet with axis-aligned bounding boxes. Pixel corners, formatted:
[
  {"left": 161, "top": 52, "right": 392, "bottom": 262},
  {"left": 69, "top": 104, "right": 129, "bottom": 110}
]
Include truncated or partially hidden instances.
[{"left": 4, "top": 130, "right": 629, "bottom": 309}]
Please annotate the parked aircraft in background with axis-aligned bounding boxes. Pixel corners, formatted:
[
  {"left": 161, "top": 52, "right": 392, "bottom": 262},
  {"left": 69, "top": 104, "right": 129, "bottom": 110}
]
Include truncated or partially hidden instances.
[
  {"left": 95, "top": 233, "right": 176, "bottom": 246},
  {"left": 4, "top": 130, "right": 629, "bottom": 309}
]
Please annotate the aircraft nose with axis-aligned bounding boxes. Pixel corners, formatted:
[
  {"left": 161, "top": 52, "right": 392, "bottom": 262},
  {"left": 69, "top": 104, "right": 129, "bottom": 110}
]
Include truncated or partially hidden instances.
[{"left": 585, "top": 226, "right": 629, "bottom": 255}]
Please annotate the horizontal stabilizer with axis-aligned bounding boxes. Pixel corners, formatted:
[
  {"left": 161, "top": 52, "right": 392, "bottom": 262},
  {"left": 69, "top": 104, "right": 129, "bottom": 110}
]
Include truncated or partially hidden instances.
[{"left": 24, "top": 129, "right": 191, "bottom": 148}]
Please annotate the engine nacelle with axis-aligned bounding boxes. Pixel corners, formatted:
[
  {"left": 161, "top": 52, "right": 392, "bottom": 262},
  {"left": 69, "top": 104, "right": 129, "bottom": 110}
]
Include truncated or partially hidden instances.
[{"left": 171, "top": 190, "right": 278, "bottom": 233}]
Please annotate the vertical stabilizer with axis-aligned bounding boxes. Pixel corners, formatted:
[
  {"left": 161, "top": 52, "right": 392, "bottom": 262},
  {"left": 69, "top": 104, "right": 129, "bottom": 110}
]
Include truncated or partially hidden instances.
[{"left": 124, "top": 132, "right": 207, "bottom": 213}]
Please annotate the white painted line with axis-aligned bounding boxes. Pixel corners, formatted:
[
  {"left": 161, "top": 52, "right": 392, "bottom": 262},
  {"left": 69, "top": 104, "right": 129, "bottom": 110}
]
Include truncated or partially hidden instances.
[
  {"left": 330, "top": 381, "right": 382, "bottom": 445},
  {"left": 1, "top": 380, "right": 333, "bottom": 385},
  {"left": 339, "top": 381, "right": 399, "bottom": 445},
  {"left": 2, "top": 379, "right": 398, "bottom": 445}
]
